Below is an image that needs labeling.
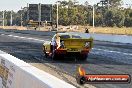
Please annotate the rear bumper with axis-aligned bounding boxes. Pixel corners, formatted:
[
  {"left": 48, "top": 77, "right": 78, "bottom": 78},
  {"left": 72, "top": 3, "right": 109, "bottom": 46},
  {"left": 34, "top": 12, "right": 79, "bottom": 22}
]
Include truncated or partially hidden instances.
[{"left": 55, "top": 49, "right": 89, "bottom": 57}]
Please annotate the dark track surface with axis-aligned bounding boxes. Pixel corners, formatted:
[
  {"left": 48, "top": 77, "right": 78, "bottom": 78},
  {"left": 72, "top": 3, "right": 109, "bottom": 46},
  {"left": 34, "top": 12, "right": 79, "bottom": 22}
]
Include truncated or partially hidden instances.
[{"left": 0, "top": 29, "right": 132, "bottom": 88}]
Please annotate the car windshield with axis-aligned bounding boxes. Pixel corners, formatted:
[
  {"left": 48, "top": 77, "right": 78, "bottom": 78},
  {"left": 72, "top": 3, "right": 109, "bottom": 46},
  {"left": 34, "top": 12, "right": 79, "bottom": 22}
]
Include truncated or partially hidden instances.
[
  {"left": 72, "top": 35, "right": 82, "bottom": 39},
  {"left": 59, "top": 35, "right": 70, "bottom": 39}
]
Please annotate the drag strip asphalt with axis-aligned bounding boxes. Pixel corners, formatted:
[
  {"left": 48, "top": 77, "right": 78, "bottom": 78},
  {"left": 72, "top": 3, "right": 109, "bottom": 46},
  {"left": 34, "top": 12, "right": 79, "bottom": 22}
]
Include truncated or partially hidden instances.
[{"left": 0, "top": 29, "right": 132, "bottom": 88}]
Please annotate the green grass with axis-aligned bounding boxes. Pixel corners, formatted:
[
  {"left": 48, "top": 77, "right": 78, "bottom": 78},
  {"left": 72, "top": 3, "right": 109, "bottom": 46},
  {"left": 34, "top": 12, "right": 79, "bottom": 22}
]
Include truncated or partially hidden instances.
[
  {"left": 89, "top": 27, "right": 132, "bottom": 35},
  {"left": 75, "top": 26, "right": 132, "bottom": 35}
]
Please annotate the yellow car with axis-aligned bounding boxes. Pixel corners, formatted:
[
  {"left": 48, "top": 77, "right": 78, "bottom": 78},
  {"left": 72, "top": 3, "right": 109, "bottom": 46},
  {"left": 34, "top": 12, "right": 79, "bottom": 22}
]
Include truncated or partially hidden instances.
[{"left": 42, "top": 33, "right": 93, "bottom": 60}]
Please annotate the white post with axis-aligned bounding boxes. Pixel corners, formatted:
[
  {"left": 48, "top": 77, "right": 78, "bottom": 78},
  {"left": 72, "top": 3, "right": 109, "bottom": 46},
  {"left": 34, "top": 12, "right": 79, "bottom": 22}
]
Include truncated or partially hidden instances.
[
  {"left": 93, "top": 5, "right": 95, "bottom": 28},
  {"left": 21, "top": 14, "right": 23, "bottom": 27},
  {"left": 56, "top": 1, "right": 58, "bottom": 31},
  {"left": 27, "top": 3, "right": 29, "bottom": 21},
  {"left": 107, "top": 0, "right": 109, "bottom": 9},
  {"left": 10, "top": 10, "right": 13, "bottom": 26},
  {"left": 38, "top": 3, "right": 41, "bottom": 30},
  {"left": 2, "top": 11, "right": 5, "bottom": 28},
  {"left": 27, "top": 3, "right": 29, "bottom": 29}
]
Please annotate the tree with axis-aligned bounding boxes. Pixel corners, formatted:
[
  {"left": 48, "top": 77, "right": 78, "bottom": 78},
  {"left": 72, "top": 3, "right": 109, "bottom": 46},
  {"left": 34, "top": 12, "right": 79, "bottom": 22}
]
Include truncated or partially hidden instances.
[
  {"left": 124, "top": 9, "right": 132, "bottom": 27},
  {"left": 114, "top": 11, "right": 124, "bottom": 28},
  {"left": 104, "top": 10, "right": 114, "bottom": 27},
  {"left": 108, "top": 0, "right": 122, "bottom": 8},
  {"left": 84, "top": 1, "right": 89, "bottom": 7},
  {"left": 104, "top": 9, "right": 125, "bottom": 27},
  {"left": 1, "top": 0, "right": 131, "bottom": 28}
]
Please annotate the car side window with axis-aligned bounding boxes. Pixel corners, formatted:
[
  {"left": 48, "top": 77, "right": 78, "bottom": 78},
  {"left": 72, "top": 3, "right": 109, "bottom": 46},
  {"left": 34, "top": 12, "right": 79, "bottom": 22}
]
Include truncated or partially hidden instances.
[
  {"left": 60, "top": 35, "right": 70, "bottom": 39},
  {"left": 52, "top": 35, "right": 56, "bottom": 41},
  {"left": 72, "top": 35, "right": 82, "bottom": 38},
  {"left": 51, "top": 35, "right": 56, "bottom": 45}
]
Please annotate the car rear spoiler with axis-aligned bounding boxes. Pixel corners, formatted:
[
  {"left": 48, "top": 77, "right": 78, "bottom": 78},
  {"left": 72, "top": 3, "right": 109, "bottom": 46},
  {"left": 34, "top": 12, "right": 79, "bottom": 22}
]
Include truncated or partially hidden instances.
[{"left": 60, "top": 38, "right": 94, "bottom": 49}]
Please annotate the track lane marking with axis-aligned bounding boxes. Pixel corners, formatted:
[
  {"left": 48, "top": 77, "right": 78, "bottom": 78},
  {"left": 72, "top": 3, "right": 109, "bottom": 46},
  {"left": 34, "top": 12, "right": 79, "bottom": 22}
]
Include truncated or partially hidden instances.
[
  {"left": 6, "top": 34, "right": 45, "bottom": 42},
  {"left": 93, "top": 48, "right": 132, "bottom": 56}
]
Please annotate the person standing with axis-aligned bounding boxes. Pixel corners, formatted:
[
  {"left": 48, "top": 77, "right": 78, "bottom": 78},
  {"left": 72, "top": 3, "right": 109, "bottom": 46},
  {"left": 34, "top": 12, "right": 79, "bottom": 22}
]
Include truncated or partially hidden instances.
[{"left": 85, "top": 28, "right": 89, "bottom": 33}]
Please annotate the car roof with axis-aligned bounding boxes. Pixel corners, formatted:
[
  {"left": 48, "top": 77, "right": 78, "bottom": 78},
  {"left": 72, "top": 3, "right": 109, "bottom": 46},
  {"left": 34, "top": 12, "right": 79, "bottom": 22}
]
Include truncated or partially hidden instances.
[
  {"left": 56, "top": 32, "right": 92, "bottom": 39},
  {"left": 57, "top": 33, "right": 80, "bottom": 36},
  {"left": 57, "top": 33, "right": 70, "bottom": 35},
  {"left": 55, "top": 33, "right": 82, "bottom": 39}
]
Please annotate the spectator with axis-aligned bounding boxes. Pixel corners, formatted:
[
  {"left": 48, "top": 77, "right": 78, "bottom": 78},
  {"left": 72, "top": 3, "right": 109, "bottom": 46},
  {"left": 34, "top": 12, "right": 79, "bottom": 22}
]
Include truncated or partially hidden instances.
[
  {"left": 85, "top": 28, "right": 89, "bottom": 33},
  {"left": 34, "top": 27, "right": 37, "bottom": 30}
]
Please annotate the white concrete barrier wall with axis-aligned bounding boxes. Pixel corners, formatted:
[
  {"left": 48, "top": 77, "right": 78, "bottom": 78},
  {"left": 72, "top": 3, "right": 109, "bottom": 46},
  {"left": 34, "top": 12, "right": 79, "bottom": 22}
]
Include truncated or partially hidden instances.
[
  {"left": 0, "top": 51, "right": 75, "bottom": 88},
  {"left": 91, "top": 34, "right": 132, "bottom": 44},
  {"left": 69, "top": 32, "right": 132, "bottom": 44}
]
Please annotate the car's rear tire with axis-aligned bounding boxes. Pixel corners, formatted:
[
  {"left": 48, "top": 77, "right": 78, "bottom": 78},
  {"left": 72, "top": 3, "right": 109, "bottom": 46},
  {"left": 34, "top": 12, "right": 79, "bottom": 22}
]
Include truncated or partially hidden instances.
[
  {"left": 78, "top": 54, "right": 88, "bottom": 61},
  {"left": 43, "top": 46, "right": 48, "bottom": 58},
  {"left": 81, "top": 57, "right": 87, "bottom": 61},
  {"left": 51, "top": 52, "right": 58, "bottom": 60}
]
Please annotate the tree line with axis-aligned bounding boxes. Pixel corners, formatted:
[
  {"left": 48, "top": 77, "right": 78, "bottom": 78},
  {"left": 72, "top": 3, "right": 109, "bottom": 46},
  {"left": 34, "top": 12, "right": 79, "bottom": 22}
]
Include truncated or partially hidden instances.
[
  {"left": 0, "top": 0, "right": 132, "bottom": 27},
  {"left": 0, "top": 10, "right": 23, "bottom": 26}
]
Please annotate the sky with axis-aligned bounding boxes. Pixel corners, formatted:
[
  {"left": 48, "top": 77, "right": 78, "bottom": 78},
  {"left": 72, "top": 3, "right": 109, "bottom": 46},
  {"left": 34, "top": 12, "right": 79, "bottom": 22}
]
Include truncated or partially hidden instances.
[{"left": 0, "top": 0, "right": 132, "bottom": 12}]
